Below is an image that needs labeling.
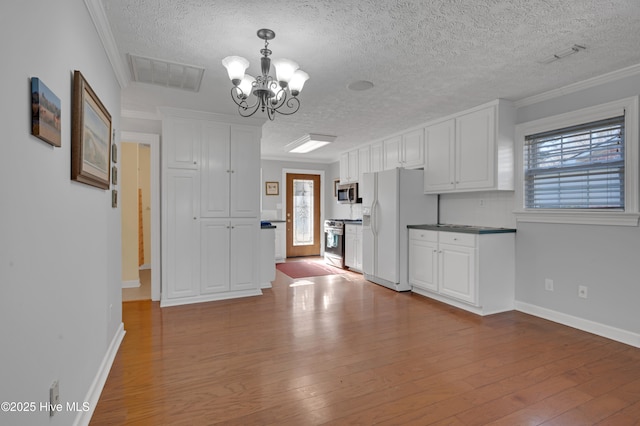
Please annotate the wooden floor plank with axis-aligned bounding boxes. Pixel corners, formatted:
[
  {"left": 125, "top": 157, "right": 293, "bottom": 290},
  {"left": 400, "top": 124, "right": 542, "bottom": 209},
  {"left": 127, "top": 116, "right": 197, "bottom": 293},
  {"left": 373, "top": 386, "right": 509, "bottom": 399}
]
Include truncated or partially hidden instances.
[{"left": 91, "top": 259, "right": 640, "bottom": 425}]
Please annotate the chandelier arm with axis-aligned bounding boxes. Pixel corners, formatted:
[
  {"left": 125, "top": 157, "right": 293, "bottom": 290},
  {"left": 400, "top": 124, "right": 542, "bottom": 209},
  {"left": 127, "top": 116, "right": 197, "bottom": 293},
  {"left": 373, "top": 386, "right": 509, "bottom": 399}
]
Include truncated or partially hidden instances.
[
  {"left": 272, "top": 96, "right": 301, "bottom": 116},
  {"left": 230, "top": 87, "right": 260, "bottom": 109},
  {"left": 237, "top": 101, "right": 262, "bottom": 118}
]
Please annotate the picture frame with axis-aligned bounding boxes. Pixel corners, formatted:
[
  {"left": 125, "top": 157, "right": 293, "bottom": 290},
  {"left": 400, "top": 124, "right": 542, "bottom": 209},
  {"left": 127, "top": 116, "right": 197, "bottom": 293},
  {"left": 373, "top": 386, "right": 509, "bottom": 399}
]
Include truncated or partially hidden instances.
[
  {"left": 31, "top": 77, "right": 61, "bottom": 147},
  {"left": 334, "top": 179, "right": 340, "bottom": 198},
  {"left": 71, "top": 70, "right": 111, "bottom": 189},
  {"left": 265, "top": 181, "right": 279, "bottom": 196}
]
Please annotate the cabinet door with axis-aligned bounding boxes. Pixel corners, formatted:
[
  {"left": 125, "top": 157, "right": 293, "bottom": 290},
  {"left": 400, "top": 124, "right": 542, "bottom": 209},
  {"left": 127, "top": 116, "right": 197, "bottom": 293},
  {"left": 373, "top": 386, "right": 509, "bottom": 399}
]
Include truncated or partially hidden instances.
[
  {"left": 339, "top": 152, "right": 349, "bottom": 184},
  {"left": 409, "top": 233, "right": 438, "bottom": 291},
  {"left": 370, "top": 142, "right": 384, "bottom": 173},
  {"left": 230, "top": 220, "right": 258, "bottom": 291},
  {"left": 402, "top": 128, "right": 424, "bottom": 169},
  {"left": 383, "top": 135, "right": 402, "bottom": 169},
  {"left": 200, "top": 122, "right": 230, "bottom": 217},
  {"left": 348, "top": 150, "right": 359, "bottom": 183},
  {"left": 344, "top": 225, "right": 356, "bottom": 268},
  {"left": 230, "top": 125, "right": 260, "bottom": 217},
  {"left": 358, "top": 146, "right": 370, "bottom": 183},
  {"left": 456, "top": 106, "right": 495, "bottom": 190},
  {"left": 200, "top": 220, "right": 231, "bottom": 294},
  {"left": 164, "top": 118, "right": 200, "bottom": 169},
  {"left": 424, "top": 119, "right": 455, "bottom": 193},
  {"left": 274, "top": 223, "right": 285, "bottom": 262},
  {"left": 439, "top": 243, "right": 476, "bottom": 304},
  {"left": 355, "top": 226, "right": 363, "bottom": 271},
  {"left": 164, "top": 170, "right": 199, "bottom": 299}
]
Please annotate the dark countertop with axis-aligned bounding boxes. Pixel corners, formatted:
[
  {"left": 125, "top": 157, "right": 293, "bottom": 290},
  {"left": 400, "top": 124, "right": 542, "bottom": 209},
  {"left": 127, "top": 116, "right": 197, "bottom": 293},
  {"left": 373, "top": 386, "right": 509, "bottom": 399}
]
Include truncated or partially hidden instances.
[
  {"left": 342, "top": 219, "right": 363, "bottom": 224},
  {"left": 268, "top": 219, "right": 286, "bottom": 223},
  {"left": 407, "top": 224, "right": 516, "bottom": 234},
  {"left": 261, "top": 225, "right": 276, "bottom": 229}
]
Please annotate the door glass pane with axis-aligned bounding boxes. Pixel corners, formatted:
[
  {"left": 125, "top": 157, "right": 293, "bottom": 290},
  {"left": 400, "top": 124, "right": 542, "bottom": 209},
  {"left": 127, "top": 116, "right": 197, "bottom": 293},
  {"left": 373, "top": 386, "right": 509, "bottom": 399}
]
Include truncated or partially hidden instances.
[{"left": 293, "top": 179, "right": 314, "bottom": 246}]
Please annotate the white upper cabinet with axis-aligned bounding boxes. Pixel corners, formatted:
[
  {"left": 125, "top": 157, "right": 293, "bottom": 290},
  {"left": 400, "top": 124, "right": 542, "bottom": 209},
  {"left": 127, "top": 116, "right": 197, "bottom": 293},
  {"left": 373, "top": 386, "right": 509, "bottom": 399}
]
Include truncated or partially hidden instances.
[
  {"left": 370, "top": 142, "right": 384, "bottom": 173},
  {"left": 424, "top": 119, "right": 456, "bottom": 192},
  {"left": 201, "top": 123, "right": 260, "bottom": 218},
  {"left": 383, "top": 129, "right": 424, "bottom": 170},
  {"left": 165, "top": 117, "right": 201, "bottom": 169},
  {"left": 340, "top": 149, "right": 359, "bottom": 183},
  {"left": 358, "top": 145, "right": 370, "bottom": 183},
  {"left": 424, "top": 99, "right": 515, "bottom": 194}
]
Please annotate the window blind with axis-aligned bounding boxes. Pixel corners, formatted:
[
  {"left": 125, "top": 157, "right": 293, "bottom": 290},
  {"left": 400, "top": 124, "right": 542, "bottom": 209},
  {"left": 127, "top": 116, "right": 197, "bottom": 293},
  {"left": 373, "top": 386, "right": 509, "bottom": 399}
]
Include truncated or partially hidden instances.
[{"left": 524, "top": 115, "right": 625, "bottom": 209}]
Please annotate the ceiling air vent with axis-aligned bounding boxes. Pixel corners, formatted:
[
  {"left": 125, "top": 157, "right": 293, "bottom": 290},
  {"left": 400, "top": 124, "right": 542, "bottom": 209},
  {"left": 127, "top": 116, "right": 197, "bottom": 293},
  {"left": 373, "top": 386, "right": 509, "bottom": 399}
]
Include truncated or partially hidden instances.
[{"left": 128, "top": 54, "right": 205, "bottom": 92}]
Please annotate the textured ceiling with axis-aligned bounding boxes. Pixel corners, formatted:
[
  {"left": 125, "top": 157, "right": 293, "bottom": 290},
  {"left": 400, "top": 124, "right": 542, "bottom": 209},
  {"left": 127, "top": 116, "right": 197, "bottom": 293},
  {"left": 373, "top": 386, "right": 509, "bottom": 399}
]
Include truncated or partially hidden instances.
[{"left": 103, "top": 0, "right": 640, "bottom": 163}]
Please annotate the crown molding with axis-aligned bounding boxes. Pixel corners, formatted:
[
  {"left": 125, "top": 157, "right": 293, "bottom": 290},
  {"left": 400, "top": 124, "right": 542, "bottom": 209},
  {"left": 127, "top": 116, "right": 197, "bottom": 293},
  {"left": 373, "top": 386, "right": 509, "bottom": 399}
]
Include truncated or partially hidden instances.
[
  {"left": 514, "top": 63, "right": 640, "bottom": 108},
  {"left": 84, "top": 0, "right": 130, "bottom": 89}
]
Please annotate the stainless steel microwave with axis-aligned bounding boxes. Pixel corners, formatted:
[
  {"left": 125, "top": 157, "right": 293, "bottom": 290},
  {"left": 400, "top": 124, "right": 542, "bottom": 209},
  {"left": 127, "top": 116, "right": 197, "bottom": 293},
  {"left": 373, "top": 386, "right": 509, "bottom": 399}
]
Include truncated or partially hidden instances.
[{"left": 337, "top": 183, "right": 361, "bottom": 204}]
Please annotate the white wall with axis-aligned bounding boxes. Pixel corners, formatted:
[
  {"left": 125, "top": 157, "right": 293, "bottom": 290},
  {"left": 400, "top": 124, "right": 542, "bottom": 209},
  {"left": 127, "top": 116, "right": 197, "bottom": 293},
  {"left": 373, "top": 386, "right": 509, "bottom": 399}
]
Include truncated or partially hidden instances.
[
  {"left": 0, "top": 1, "right": 123, "bottom": 425},
  {"left": 513, "top": 73, "right": 640, "bottom": 344}
]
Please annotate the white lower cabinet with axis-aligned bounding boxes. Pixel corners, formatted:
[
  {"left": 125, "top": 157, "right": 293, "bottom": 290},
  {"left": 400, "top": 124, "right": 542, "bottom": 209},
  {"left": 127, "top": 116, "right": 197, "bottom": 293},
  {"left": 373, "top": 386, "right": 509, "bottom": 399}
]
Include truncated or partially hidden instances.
[
  {"left": 345, "top": 224, "right": 362, "bottom": 271},
  {"left": 273, "top": 222, "right": 286, "bottom": 263},
  {"left": 201, "top": 219, "right": 259, "bottom": 294},
  {"left": 409, "top": 229, "right": 514, "bottom": 315}
]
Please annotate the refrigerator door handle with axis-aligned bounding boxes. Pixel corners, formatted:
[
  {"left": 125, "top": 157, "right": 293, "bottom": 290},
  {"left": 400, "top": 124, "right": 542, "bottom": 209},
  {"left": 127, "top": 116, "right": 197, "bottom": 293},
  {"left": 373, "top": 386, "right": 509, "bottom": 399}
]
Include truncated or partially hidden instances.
[{"left": 371, "top": 199, "right": 377, "bottom": 237}]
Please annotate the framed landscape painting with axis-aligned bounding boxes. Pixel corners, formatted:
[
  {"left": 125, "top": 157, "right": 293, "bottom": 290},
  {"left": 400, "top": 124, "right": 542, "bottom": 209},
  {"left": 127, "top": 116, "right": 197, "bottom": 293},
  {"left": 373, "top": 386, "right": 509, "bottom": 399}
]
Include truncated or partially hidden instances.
[
  {"left": 71, "top": 70, "right": 111, "bottom": 189},
  {"left": 31, "top": 78, "right": 61, "bottom": 147}
]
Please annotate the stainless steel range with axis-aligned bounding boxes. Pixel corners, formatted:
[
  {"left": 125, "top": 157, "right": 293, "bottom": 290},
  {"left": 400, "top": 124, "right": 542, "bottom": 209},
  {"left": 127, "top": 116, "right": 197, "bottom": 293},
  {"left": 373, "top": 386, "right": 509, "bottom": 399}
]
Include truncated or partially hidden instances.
[{"left": 323, "top": 219, "right": 345, "bottom": 268}]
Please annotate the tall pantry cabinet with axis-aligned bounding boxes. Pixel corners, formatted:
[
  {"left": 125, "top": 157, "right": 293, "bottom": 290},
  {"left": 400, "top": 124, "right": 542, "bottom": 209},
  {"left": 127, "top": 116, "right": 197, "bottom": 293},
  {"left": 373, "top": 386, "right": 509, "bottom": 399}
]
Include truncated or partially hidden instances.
[{"left": 161, "top": 109, "right": 264, "bottom": 307}]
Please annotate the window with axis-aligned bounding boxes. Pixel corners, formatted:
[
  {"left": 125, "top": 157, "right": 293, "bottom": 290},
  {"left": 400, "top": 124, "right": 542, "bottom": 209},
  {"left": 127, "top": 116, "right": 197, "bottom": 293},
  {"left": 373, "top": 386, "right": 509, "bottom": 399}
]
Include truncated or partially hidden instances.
[
  {"left": 515, "top": 96, "right": 639, "bottom": 226},
  {"left": 524, "top": 116, "right": 625, "bottom": 209}
]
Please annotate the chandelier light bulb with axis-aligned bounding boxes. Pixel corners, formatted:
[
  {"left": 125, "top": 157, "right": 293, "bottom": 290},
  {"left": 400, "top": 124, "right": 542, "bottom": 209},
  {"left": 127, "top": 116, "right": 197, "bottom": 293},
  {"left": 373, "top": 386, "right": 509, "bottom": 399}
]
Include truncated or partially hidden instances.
[
  {"left": 288, "top": 70, "right": 309, "bottom": 97},
  {"left": 222, "top": 56, "right": 250, "bottom": 85}
]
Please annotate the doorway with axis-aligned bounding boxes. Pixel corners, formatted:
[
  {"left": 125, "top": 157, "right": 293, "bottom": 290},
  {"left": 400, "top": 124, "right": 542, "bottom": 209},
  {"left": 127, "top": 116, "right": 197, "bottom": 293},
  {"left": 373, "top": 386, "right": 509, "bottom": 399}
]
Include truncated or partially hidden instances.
[
  {"left": 283, "top": 171, "right": 324, "bottom": 258},
  {"left": 120, "top": 132, "right": 160, "bottom": 301}
]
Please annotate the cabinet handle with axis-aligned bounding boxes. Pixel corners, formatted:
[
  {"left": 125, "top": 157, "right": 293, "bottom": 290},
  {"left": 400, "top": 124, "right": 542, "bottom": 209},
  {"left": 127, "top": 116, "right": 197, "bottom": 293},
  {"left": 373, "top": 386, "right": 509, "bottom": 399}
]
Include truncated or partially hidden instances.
[{"left": 193, "top": 161, "right": 197, "bottom": 165}]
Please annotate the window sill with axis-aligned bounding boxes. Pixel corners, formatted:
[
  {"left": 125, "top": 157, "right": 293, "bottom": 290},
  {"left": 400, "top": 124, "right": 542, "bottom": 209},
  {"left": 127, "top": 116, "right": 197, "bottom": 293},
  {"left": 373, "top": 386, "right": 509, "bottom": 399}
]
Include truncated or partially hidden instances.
[{"left": 514, "top": 210, "right": 640, "bottom": 226}]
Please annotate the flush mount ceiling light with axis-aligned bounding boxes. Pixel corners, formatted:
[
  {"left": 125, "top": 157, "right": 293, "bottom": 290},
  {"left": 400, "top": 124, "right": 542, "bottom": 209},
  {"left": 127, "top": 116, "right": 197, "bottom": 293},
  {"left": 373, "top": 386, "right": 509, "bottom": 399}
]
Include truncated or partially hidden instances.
[
  {"left": 222, "top": 29, "right": 309, "bottom": 121},
  {"left": 539, "top": 44, "right": 586, "bottom": 64},
  {"left": 284, "top": 134, "right": 336, "bottom": 154}
]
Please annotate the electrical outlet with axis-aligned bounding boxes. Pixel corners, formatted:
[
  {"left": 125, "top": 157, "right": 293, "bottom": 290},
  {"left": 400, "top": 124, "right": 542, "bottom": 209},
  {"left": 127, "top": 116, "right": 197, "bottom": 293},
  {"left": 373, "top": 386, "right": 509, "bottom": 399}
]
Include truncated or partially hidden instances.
[
  {"left": 578, "top": 285, "right": 588, "bottom": 299},
  {"left": 49, "top": 380, "right": 60, "bottom": 417},
  {"left": 545, "top": 278, "right": 554, "bottom": 291}
]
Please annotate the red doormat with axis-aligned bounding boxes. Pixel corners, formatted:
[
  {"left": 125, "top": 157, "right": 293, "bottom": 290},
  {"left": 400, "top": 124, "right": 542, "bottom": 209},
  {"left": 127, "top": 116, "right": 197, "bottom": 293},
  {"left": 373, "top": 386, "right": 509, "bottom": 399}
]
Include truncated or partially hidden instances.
[{"left": 276, "top": 261, "right": 347, "bottom": 279}]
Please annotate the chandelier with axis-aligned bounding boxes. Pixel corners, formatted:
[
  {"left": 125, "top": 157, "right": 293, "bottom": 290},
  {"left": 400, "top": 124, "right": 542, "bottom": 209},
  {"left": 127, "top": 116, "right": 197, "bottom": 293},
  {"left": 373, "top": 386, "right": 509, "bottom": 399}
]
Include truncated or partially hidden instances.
[{"left": 222, "top": 29, "right": 309, "bottom": 120}]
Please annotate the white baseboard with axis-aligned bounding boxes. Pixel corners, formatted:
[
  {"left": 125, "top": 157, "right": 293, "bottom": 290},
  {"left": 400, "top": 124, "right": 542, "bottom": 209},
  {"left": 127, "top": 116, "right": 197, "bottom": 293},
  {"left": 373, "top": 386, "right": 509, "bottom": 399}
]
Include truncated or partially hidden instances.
[
  {"left": 74, "top": 322, "right": 126, "bottom": 426},
  {"left": 122, "top": 279, "right": 140, "bottom": 289},
  {"left": 515, "top": 301, "right": 640, "bottom": 348}
]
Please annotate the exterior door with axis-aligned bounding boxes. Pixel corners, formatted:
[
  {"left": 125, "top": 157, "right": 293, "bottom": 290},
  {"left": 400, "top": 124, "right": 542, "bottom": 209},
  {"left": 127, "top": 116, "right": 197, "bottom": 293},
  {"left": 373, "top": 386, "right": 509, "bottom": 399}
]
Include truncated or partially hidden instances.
[{"left": 286, "top": 173, "right": 321, "bottom": 257}]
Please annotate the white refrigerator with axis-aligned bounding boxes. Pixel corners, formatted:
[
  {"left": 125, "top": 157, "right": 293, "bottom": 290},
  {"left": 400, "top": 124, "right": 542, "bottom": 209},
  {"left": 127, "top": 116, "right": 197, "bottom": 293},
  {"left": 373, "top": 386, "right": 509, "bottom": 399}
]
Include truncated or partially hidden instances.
[{"left": 361, "top": 168, "right": 438, "bottom": 291}]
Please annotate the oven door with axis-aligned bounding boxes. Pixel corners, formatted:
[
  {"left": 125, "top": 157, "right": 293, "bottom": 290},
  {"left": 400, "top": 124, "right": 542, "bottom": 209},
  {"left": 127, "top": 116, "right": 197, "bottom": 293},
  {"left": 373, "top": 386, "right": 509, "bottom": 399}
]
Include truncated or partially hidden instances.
[{"left": 324, "top": 226, "right": 345, "bottom": 267}]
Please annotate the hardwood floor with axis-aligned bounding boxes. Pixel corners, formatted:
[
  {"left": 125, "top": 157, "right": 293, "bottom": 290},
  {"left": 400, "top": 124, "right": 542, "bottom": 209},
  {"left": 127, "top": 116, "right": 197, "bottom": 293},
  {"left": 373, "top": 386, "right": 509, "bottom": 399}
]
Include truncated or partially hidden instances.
[{"left": 91, "top": 262, "right": 640, "bottom": 425}]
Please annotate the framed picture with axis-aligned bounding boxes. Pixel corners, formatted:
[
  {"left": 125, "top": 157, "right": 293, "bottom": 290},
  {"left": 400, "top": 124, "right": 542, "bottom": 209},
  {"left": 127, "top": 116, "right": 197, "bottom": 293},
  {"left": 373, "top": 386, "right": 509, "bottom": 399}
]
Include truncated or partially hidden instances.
[
  {"left": 334, "top": 179, "right": 340, "bottom": 197},
  {"left": 31, "top": 77, "right": 61, "bottom": 147},
  {"left": 265, "top": 181, "right": 279, "bottom": 196},
  {"left": 71, "top": 70, "right": 111, "bottom": 189}
]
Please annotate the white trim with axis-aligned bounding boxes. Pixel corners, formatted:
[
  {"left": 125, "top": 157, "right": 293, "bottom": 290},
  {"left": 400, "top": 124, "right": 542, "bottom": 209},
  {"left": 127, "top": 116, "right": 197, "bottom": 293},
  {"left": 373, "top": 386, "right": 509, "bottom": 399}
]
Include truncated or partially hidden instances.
[
  {"left": 121, "top": 132, "right": 161, "bottom": 301},
  {"left": 515, "top": 211, "right": 640, "bottom": 226},
  {"left": 83, "top": 0, "right": 129, "bottom": 89},
  {"left": 139, "top": 263, "right": 151, "bottom": 270},
  {"left": 514, "top": 96, "right": 639, "bottom": 226},
  {"left": 74, "top": 323, "right": 125, "bottom": 426},
  {"left": 122, "top": 109, "right": 162, "bottom": 121},
  {"left": 411, "top": 287, "right": 513, "bottom": 316},
  {"left": 160, "top": 289, "right": 263, "bottom": 308},
  {"left": 158, "top": 107, "right": 266, "bottom": 127},
  {"left": 515, "top": 301, "right": 640, "bottom": 348},
  {"left": 122, "top": 279, "right": 140, "bottom": 289},
  {"left": 514, "top": 63, "right": 640, "bottom": 108},
  {"left": 281, "top": 168, "right": 326, "bottom": 256}
]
